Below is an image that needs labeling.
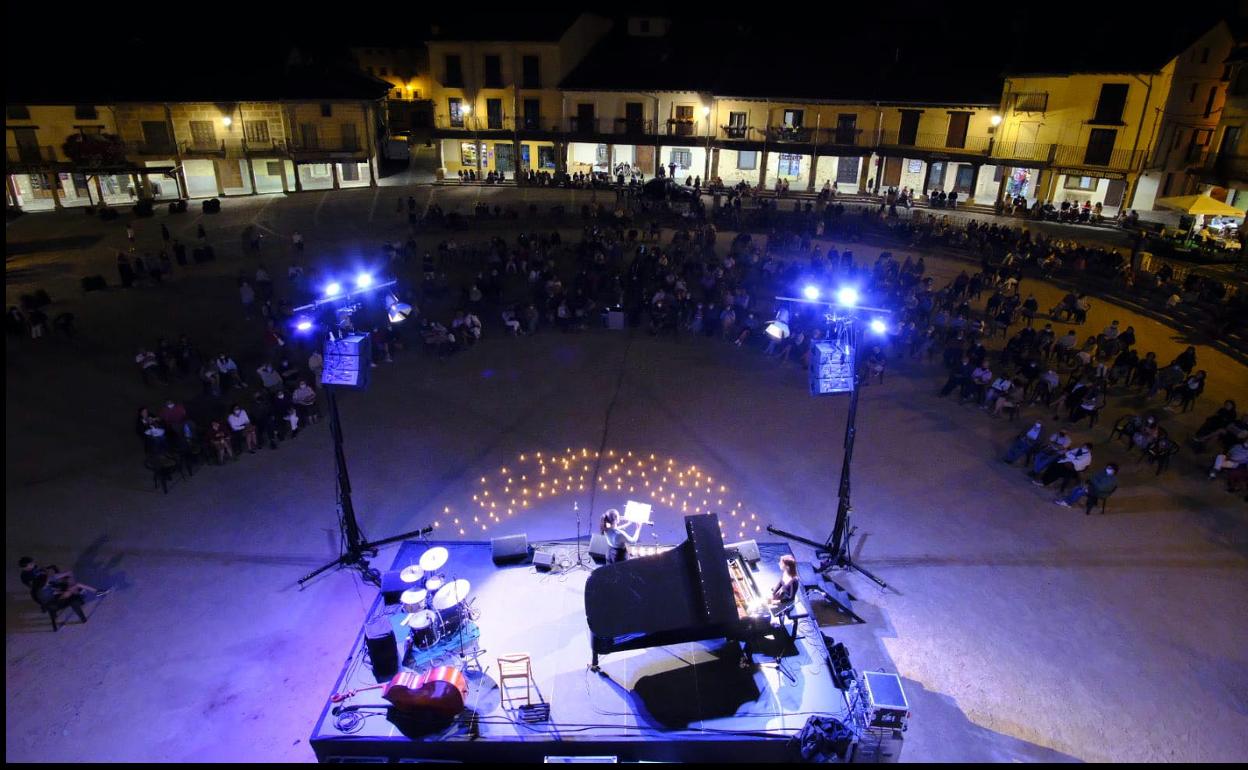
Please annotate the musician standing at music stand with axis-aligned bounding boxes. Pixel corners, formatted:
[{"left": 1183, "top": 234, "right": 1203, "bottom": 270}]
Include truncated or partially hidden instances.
[{"left": 601, "top": 509, "right": 642, "bottom": 563}]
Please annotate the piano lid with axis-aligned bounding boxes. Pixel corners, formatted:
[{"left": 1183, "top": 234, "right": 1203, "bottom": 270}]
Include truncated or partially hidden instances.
[{"left": 584, "top": 513, "right": 738, "bottom": 640}]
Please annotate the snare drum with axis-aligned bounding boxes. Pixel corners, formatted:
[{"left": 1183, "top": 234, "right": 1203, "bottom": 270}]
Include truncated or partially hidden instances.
[
  {"left": 403, "top": 610, "right": 438, "bottom": 649},
  {"left": 400, "top": 588, "right": 428, "bottom": 613}
]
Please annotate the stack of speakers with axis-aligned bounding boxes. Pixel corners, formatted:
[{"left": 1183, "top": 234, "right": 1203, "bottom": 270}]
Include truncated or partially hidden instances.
[
  {"left": 322, "top": 335, "right": 372, "bottom": 390},
  {"left": 810, "top": 340, "right": 855, "bottom": 395}
]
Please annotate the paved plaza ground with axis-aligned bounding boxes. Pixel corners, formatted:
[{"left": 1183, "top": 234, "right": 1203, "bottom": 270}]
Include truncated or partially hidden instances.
[{"left": 5, "top": 186, "right": 1247, "bottom": 762}]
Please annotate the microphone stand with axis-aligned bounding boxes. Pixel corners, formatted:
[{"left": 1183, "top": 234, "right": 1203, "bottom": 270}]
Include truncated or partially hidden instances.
[{"left": 564, "top": 502, "right": 593, "bottom": 573}]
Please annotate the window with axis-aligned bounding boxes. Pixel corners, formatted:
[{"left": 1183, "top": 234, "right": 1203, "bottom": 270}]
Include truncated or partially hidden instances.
[
  {"left": 320, "top": 104, "right": 333, "bottom": 117},
  {"left": 300, "top": 124, "right": 318, "bottom": 149},
  {"left": 266, "top": 161, "right": 282, "bottom": 176},
  {"left": 835, "top": 114, "right": 857, "bottom": 144},
  {"left": 189, "top": 120, "right": 217, "bottom": 148},
  {"left": 1204, "top": 85, "right": 1219, "bottom": 118},
  {"left": 675, "top": 105, "right": 694, "bottom": 121},
  {"left": 522, "top": 55, "right": 540, "bottom": 88},
  {"left": 898, "top": 110, "right": 921, "bottom": 145},
  {"left": 484, "top": 55, "right": 502, "bottom": 88},
  {"left": 523, "top": 98, "right": 541, "bottom": 129},
  {"left": 726, "top": 111, "right": 748, "bottom": 138},
  {"left": 1219, "top": 126, "right": 1241, "bottom": 156},
  {"left": 1202, "top": 47, "right": 1210, "bottom": 64},
  {"left": 945, "top": 113, "right": 970, "bottom": 148},
  {"left": 74, "top": 105, "right": 97, "bottom": 120},
  {"left": 538, "top": 146, "right": 556, "bottom": 169},
  {"left": 7, "top": 105, "right": 30, "bottom": 120},
  {"left": 777, "top": 153, "right": 802, "bottom": 176},
  {"left": 461, "top": 141, "right": 479, "bottom": 165},
  {"left": 1012, "top": 92, "right": 1048, "bottom": 112},
  {"left": 836, "top": 156, "right": 860, "bottom": 184},
  {"left": 670, "top": 149, "right": 692, "bottom": 169},
  {"left": 1091, "top": 83, "right": 1129, "bottom": 124},
  {"left": 342, "top": 163, "right": 361, "bottom": 182},
  {"left": 1064, "top": 175, "right": 1098, "bottom": 191},
  {"left": 1084, "top": 128, "right": 1117, "bottom": 166},
  {"left": 141, "top": 121, "right": 172, "bottom": 150},
  {"left": 244, "top": 120, "right": 270, "bottom": 144},
  {"left": 737, "top": 150, "right": 758, "bottom": 170},
  {"left": 342, "top": 123, "right": 358, "bottom": 151},
  {"left": 449, "top": 98, "right": 465, "bottom": 127},
  {"left": 486, "top": 99, "right": 503, "bottom": 129},
  {"left": 445, "top": 55, "right": 463, "bottom": 87}
]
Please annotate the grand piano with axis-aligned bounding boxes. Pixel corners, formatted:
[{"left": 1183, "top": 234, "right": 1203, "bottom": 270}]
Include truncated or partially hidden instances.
[{"left": 584, "top": 513, "right": 773, "bottom": 669}]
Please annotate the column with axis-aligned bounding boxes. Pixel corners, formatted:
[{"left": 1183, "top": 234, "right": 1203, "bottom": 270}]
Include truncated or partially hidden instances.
[
  {"left": 364, "top": 105, "right": 378, "bottom": 187},
  {"left": 969, "top": 163, "right": 982, "bottom": 204},
  {"left": 607, "top": 143, "right": 616, "bottom": 175},
  {"left": 331, "top": 161, "right": 341, "bottom": 190},
  {"left": 807, "top": 150, "right": 819, "bottom": 192},
  {"left": 278, "top": 158, "right": 290, "bottom": 193},
  {"left": 175, "top": 167, "right": 189, "bottom": 199},
  {"left": 857, "top": 154, "right": 870, "bottom": 194},
  {"left": 920, "top": 161, "right": 933, "bottom": 198},
  {"left": 8, "top": 174, "right": 23, "bottom": 210},
  {"left": 512, "top": 138, "right": 523, "bottom": 176},
  {"left": 93, "top": 174, "right": 105, "bottom": 205},
  {"left": 293, "top": 162, "right": 304, "bottom": 192},
  {"left": 996, "top": 165, "right": 1010, "bottom": 204},
  {"left": 710, "top": 147, "right": 720, "bottom": 180},
  {"left": 245, "top": 158, "right": 259, "bottom": 196},
  {"left": 556, "top": 141, "right": 568, "bottom": 175},
  {"left": 212, "top": 164, "right": 225, "bottom": 197},
  {"left": 131, "top": 173, "right": 144, "bottom": 200},
  {"left": 50, "top": 172, "right": 63, "bottom": 209},
  {"left": 757, "top": 150, "right": 769, "bottom": 189},
  {"left": 652, "top": 140, "right": 661, "bottom": 177}
]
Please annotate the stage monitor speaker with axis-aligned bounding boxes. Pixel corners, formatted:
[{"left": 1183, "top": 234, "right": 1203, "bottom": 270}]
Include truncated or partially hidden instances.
[
  {"left": 364, "top": 616, "right": 399, "bottom": 681},
  {"left": 589, "top": 533, "right": 609, "bottom": 563},
  {"left": 491, "top": 533, "right": 529, "bottom": 565},
  {"left": 380, "top": 570, "right": 408, "bottom": 605},
  {"left": 532, "top": 549, "right": 557, "bottom": 571},
  {"left": 322, "top": 335, "right": 372, "bottom": 390}
]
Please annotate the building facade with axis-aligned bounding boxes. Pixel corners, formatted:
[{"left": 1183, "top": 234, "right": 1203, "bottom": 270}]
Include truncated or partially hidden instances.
[{"left": 1200, "top": 43, "right": 1248, "bottom": 206}]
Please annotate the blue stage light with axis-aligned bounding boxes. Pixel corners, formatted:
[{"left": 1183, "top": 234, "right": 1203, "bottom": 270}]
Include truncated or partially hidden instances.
[
  {"left": 802, "top": 285, "right": 821, "bottom": 301},
  {"left": 870, "top": 318, "right": 887, "bottom": 335},
  {"left": 324, "top": 281, "right": 342, "bottom": 297},
  {"left": 836, "top": 287, "right": 859, "bottom": 307},
  {"left": 356, "top": 273, "right": 373, "bottom": 289}
]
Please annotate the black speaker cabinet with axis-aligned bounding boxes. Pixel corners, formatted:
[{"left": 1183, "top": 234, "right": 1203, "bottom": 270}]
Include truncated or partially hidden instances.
[
  {"left": 364, "top": 616, "right": 399, "bottom": 681},
  {"left": 491, "top": 533, "right": 529, "bottom": 565},
  {"left": 380, "top": 570, "right": 408, "bottom": 605}
]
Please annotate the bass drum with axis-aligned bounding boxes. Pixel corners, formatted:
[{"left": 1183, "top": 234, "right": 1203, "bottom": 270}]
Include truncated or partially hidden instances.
[{"left": 383, "top": 666, "right": 468, "bottom": 719}]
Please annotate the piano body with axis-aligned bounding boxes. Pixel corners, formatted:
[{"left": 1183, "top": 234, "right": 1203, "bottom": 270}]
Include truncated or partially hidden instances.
[{"left": 584, "top": 513, "right": 773, "bottom": 669}]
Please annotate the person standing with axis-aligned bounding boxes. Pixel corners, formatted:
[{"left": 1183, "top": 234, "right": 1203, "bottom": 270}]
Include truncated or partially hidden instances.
[{"left": 307, "top": 349, "right": 324, "bottom": 387}]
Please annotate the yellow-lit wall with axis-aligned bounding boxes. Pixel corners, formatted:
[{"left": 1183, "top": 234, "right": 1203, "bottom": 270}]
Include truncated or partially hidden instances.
[
  {"left": 439, "top": 138, "right": 556, "bottom": 173},
  {"left": 427, "top": 41, "right": 563, "bottom": 130},
  {"left": 6, "top": 105, "right": 118, "bottom": 161}
]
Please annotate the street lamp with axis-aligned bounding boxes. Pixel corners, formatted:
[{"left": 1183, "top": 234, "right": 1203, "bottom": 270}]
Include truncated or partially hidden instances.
[{"left": 990, "top": 114, "right": 1003, "bottom": 126}]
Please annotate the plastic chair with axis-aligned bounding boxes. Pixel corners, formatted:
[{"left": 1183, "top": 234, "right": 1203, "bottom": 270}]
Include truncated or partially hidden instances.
[{"left": 497, "top": 653, "right": 533, "bottom": 709}]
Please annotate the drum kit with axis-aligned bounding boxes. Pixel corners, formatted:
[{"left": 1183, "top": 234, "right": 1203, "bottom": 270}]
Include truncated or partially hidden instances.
[{"left": 396, "top": 547, "right": 475, "bottom": 652}]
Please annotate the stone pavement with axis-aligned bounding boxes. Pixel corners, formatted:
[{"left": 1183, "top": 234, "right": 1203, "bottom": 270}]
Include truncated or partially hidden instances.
[{"left": 5, "top": 188, "right": 1246, "bottom": 762}]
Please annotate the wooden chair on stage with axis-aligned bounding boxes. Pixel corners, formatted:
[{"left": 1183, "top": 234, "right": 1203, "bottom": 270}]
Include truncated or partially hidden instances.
[{"left": 497, "top": 653, "right": 533, "bottom": 709}]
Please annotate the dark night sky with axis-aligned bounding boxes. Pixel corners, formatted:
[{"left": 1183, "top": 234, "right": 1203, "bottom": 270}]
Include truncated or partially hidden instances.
[{"left": 6, "top": 2, "right": 1244, "bottom": 100}]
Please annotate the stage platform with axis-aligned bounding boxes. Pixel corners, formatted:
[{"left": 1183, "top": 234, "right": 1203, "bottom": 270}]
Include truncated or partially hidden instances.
[{"left": 311, "top": 540, "right": 850, "bottom": 763}]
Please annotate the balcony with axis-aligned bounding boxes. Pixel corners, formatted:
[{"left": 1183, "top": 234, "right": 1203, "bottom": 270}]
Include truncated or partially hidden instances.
[
  {"left": 613, "top": 117, "right": 656, "bottom": 137},
  {"left": 6, "top": 145, "right": 57, "bottom": 163},
  {"left": 125, "top": 140, "right": 177, "bottom": 157},
  {"left": 666, "top": 120, "right": 702, "bottom": 138},
  {"left": 1200, "top": 153, "right": 1248, "bottom": 184},
  {"left": 243, "top": 139, "right": 289, "bottom": 155},
  {"left": 878, "top": 131, "right": 992, "bottom": 154},
  {"left": 568, "top": 116, "right": 602, "bottom": 136},
  {"left": 992, "top": 140, "right": 1054, "bottom": 164},
  {"left": 180, "top": 140, "right": 226, "bottom": 156},
  {"left": 721, "top": 125, "right": 751, "bottom": 140},
  {"left": 1011, "top": 92, "right": 1049, "bottom": 112},
  {"left": 765, "top": 125, "right": 812, "bottom": 143},
  {"left": 289, "top": 138, "right": 365, "bottom": 155},
  {"left": 1051, "top": 144, "right": 1143, "bottom": 171},
  {"left": 517, "top": 116, "right": 551, "bottom": 132}
]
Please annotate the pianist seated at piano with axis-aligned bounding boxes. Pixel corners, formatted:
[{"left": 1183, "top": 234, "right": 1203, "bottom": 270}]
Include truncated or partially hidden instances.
[
  {"left": 601, "top": 508, "right": 643, "bottom": 564},
  {"left": 770, "top": 555, "right": 800, "bottom": 612}
]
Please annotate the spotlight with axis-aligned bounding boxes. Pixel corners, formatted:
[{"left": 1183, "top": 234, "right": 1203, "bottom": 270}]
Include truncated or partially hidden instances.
[
  {"left": 295, "top": 317, "right": 314, "bottom": 333},
  {"left": 870, "top": 318, "right": 888, "bottom": 335},
  {"left": 324, "top": 281, "right": 342, "bottom": 297},
  {"left": 802, "top": 285, "right": 821, "bottom": 301},
  {"left": 355, "top": 273, "right": 373, "bottom": 289},
  {"left": 836, "top": 287, "right": 859, "bottom": 308},
  {"left": 765, "top": 320, "right": 790, "bottom": 340}
]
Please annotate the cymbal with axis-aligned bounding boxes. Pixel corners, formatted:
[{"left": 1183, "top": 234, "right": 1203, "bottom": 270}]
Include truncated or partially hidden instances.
[
  {"left": 431, "top": 579, "right": 471, "bottom": 612},
  {"left": 399, "top": 564, "right": 425, "bottom": 583},
  {"left": 401, "top": 609, "right": 436, "bottom": 629},
  {"left": 418, "top": 546, "right": 449, "bottom": 572}
]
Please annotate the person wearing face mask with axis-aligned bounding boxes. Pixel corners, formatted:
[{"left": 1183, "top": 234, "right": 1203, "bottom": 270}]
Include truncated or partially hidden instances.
[{"left": 1055, "top": 463, "right": 1119, "bottom": 513}]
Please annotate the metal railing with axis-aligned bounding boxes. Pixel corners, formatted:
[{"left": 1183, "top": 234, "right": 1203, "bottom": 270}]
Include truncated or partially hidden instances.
[
  {"left": 125, "top": 140, "right": 177, "bottom": 157},
  {"left": 720, "top": 125, "right": 751, "bottom": 140},
  {"left": 666, "top": 120, "right": 703, "bottom": 137},
  {"left": 288, "top": 139, "right": 364, "bottom": 153},
  {"left": 180, "top": 140, "right": 226, "bottom": 155},
  {"left": 765, "top": 125, "right": 812, "bottom": 142},
  {"left": 1051, "top": 144, "right": 1143, "bottom": 170},
  {"left": 992, "top": 140, "right": 1054, "bottom": 163},
  {"left": 6, "top": 145, "right": 57, "bottom": 163},
  {"left": 243, "top": 138, "right": 289, "bottom": 154},
  {"left": 878, "top": 131, "right": 992, "bottom": 153},
  {"left": 568, "top": 116, "right": 601, "bottom": 135},
  {"left": 613, "top": 117, "right": 656, "bottom": 136}
]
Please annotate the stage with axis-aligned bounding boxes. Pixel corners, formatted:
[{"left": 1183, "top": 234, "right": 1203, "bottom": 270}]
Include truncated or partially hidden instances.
[{"left": 310, "top": 540, "right": 851, "bottom": 763}]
